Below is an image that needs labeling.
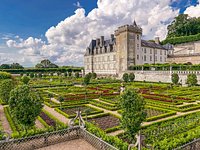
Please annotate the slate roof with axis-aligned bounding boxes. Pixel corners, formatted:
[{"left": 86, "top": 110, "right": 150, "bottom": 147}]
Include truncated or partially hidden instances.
[{"left": 141, "top": 40, "right": 167, "bottom": 50}]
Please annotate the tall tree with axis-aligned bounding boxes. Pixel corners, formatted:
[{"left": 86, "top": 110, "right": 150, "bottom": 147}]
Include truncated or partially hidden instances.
[
  {"left": 9, "top": 85, "right": 43, "bottom": 131},
  {"left": 119, "top": 89, "right": 146, "bottom": 142}
]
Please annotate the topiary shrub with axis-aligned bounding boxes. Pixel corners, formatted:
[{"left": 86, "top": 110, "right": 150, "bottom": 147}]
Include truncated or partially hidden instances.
[
  {"left": 129, "top": 73, "right": 135, "bottom": 82},
  {"left": 122, "top": 73, "right": 129, "bottom": 82},
  {"left": 171, "top": 73, "right": 179, "bottom": 85},
  {"left": 187, "top": 74, "right": 197, "bottom": 86}
]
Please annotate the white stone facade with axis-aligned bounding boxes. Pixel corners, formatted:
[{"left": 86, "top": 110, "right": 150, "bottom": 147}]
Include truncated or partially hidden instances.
[{"left": 84, "top": 22, "right": 168, "bottom": 77}]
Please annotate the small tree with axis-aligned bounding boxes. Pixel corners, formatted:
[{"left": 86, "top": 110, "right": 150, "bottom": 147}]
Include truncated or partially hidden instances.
[
  {"left": 119, "top": 89, "right": 146, "bottom": 142},
  {"left": 129, "top": 73, "right": 135, "bottom": 82},
  {"left": 30, "top": 73, "right": 34, "bottom": 78},
  {"left": 9, "top": 85, "right": 43, "bottom": 132},
  {"left": 21, "top": 76, "right": 30, "bottom": 85},
  {"left": 75, "top": 72, "right": 79, "bottom": 78},
  {"left": 187, "top": 74, "right": 197, "bottom": 86},
  {"left": 122, "top": 73, "right": 129, "bottom": 82},
  {"left": 34, "top": 73, "right": 38, "bottom": 78},
  {"left": 64, "top": 72, "right": 68, "bottom": 77},
  {"left": 57, "top": 72, "right": 61, "bottom": 76},
  {"left": 91, "top": 72, "right": 97, "bottom": 79},
  {"left": 58, "top": 96, "right": 64, "bottom": 109},
  {"left": 83, "top": 74, "right": 91, "bottom": 85},
  {"left": 171, "top": 73, "right": 179, "bottom": 85},
  {"left": 0, "top": 79, "right": 14, "bottom": 104},
  {"left": 48, "top": 93, "right": 54, "bottom": 102},
  {"left": 38, "top": 73, "right": 42, "bottom": 78},
  {"left": 68, "top": 72, "right": 72, "bottom": 77}
]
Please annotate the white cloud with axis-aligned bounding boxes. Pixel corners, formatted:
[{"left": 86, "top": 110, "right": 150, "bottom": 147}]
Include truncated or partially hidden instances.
[
  {"left": 73, "top": 1, "right": 82, "bottom": 8},
  {"left": 184, "top": 0, "right": 200, "bottom": 17},
  {"left": 5, "top": 0, "right": 179, "bottom": 66}
]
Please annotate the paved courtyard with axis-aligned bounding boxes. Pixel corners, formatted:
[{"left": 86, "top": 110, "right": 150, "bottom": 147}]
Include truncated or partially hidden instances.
[{"left": 37, "top": 139, "right": 97, "bottom": 150}]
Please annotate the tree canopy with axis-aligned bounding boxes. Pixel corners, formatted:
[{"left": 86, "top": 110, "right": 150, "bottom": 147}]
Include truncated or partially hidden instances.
[
  {"left": 9, "top": 85, "right": 43, "bottom": 130},
  {"left": 35, "top": 59, "right": 58, "bottom": 68},
  {"left": 167, "top": 14, "right": 200, "bottom": 38},
  {"left": 119, "top": 89, "right": 146, "bottom": 142},
  {"left": 0, "top": 63, "right": 24, "bottom": 69}
]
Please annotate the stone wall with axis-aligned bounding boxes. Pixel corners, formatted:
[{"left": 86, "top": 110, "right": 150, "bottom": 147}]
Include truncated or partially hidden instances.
[
  {"left": 167, "top": 54, "right": 200, "bottom": 64},
  {"left": 123, "top": 70, "right": 200, "bottom": 84}
]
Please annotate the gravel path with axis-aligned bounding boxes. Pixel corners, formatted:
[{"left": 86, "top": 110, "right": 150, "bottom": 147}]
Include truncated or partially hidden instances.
[
  {"left": 35, "top": 119, "right": 44, "bottom": 129},
  {"left": 37, "top": 139, "right": 97, "bottom": 150},
  {"left": 43, "top": 105, "right": 69, "bottom": 124},
  {"left": 86, "top": 104, "right": 121, "bottom": 118},
  {"left": 0, "top": 105, "right": 12, "bottom": 134}
]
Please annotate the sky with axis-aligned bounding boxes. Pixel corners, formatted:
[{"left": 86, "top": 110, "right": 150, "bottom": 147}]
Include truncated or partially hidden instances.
[{"left": 0, "top": 0, "right": 200, "bottom": 67}]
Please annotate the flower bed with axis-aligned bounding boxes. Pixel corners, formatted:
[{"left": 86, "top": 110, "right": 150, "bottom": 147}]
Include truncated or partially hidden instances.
[
  {"left": 39, "top": 112, "right": 56, "bottom": 127},
  {"left": 55, "top": 105, "right": 103, "bottom": 118},
  {"left": 87, "top": 113, "right": 120, "bottom": 132}
]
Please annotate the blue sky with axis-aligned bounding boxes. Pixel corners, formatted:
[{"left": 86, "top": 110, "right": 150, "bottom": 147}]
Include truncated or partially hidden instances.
[
  {"left": 0, "top": 0, "right": 199, "bottom": 67},
  {"left": 0, "top": 0, "right": 97, "bottom": 41}
]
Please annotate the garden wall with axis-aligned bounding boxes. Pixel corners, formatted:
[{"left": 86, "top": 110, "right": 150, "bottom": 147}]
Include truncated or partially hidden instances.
[{"left": 123, "top": 70, "right": 200, "bottom": 85}]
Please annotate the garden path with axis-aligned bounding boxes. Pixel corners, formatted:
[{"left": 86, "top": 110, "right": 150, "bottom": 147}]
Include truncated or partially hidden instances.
[
  {"left": 43, "top": 105, "right": 69, "bottom": 124},
  {"left": 108, "top": 129, "right": 124, "bottom": 136},
  {"left": 35, "top": 119, "right": 44, "bottom": 129},
  {"left": 0, "top": 105, "right": 12, "bottom": 134},
  {"left": 177, "top": 100, "right": 200, "bottom": 106},
  {"left": 37, "top": 139, "right": 97, "bottom": 150},
  {"left": 86, "top": 104, "right": 121, "bottom": 118},
  {"left": 94, "top": 98, "right": 115, "bottom": 106},
  {"left": 51, "top": 98, "right": 60, "bottom": 104}
]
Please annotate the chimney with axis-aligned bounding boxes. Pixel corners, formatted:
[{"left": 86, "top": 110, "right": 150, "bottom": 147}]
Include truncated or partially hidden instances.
[
  {"left": 96, "top": 38, "right": 100, "bottom": 47},
  {"left": 111, "top": 34, "right": 114, "bottom": 41},
  {"left": 155, "top": 37, "right": 160, "bottom": 44},
  {"left": 100, "top": 36, "right": 104, "bottom": 47}
]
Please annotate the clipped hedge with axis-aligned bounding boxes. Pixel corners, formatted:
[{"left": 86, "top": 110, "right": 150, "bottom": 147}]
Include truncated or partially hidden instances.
[
  {"left": 3, "top": 106, "right": 17, "bottom": 132},
  {"left": 86, "top": 122, "right": 129, "bottom": 150},
  {"left": 161, "top": 33, "right": 200, "bottom": 45},
  {"left": 55, "top": 104, "right": 103, "bottom": 118},
  {"left": 42, "top": 109, "right": 66, "bottom": 128}
]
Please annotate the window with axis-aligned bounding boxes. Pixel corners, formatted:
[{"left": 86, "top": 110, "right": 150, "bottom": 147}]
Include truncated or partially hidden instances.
[
  {"left": 144, "top": 48, "right": 147, "bottom": 54},
  {"left": 144, "top": 55, "right": 146, "bottom": 61},
  {"left": 137, "top": 44, "right": 139, "bottom": 49},
  {"left": 155, "top": 49, "right": 157, "bottom": 54},
  {"left": 164, "top": 51, "right": 166, "bottom": 55},
  {"left": 160, "top": 57, "right": 162, "bottom": 62},
  {"left": 155, "top": 56, "right": 157, "bottom": 61},
  {"left": 137, "top": 35, "right": 139, "bottom": 40},
  {"left": 150, "top": 56, "right": 152, "bottom": 61},
  {"left": 160, "top": 50, "right": 162, "bottom": 55},
  {"left": 150, "top": 49, "right": 152, "bottom": 54},
  {"left": 137, "top": 55, "right": 139, "bottom": 60}
]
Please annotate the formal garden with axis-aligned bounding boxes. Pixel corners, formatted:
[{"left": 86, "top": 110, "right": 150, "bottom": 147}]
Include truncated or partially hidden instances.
[{"left": 0, "top": 71, "right": 200, "bottom": 149}]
